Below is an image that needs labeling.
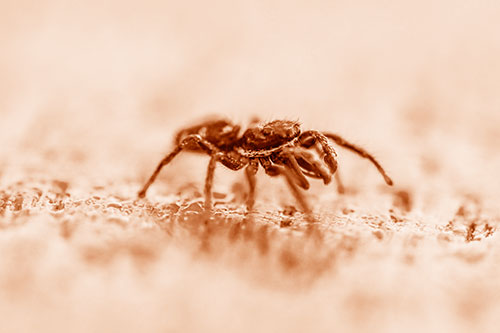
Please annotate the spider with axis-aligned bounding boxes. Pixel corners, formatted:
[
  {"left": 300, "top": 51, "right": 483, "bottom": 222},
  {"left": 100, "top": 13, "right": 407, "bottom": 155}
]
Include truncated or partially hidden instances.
[{"left": 138, "top": 117, "right": 393, "bottom": 217}]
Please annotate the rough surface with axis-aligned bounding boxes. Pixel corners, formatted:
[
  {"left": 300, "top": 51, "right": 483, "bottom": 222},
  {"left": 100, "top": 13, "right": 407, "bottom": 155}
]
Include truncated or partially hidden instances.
[{"left": 1, "top": 1, "right": 500, "bottom": 332}]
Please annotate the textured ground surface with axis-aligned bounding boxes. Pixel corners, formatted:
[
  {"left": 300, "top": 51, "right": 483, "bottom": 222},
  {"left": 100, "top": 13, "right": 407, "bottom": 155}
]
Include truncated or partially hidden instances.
[{"left": 1, "top": 1, "right": 500, "bottom": 332}]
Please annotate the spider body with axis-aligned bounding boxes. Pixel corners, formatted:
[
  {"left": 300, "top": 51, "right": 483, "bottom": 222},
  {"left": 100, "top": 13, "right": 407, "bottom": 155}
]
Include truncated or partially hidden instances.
[
  {"left": 174, "top": 119, "right": 241, "bottom": 152},
  {"left": 240, "top": 120, "right": 301, "bottom": 152},
  {"left": 138, "top": 117, "right": 393, "bottom": 219}
]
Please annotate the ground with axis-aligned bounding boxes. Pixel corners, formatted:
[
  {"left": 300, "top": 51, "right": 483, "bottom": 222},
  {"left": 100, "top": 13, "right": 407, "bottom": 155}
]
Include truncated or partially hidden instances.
[{"left": 1, "top": 1, "right": 500, "bottom": 332}]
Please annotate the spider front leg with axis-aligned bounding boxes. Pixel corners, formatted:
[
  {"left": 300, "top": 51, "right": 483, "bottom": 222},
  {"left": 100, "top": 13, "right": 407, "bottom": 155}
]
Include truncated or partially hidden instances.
[
  {"left": 273, "top": 149, "right": 311, "bottom": 190},
  {"left": 290, "top": 147, "right": 332, "bottom": 185},
  {"left": 323, "top": 132, "right": 393, "bottom": 186},
  {"left": 299, "top": 130, "right": 338, "bottom": 174},
  {"left": 334, "top": 171, "right": 345, "bottom": 194},
  {"left": 286, "top": 147, "right": 346, "bottom": 194},
  {"left": 259, "top": 157, "right": 314, "bottom": 222},
  {"left": 138, "top": 134, "right": 217, "bottom": 199},
  {"left": 296, "top": 146, "right": 347, "bottom": 193}
]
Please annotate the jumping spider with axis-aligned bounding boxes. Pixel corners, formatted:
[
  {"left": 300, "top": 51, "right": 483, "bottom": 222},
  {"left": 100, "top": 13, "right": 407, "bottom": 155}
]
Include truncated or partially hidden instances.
[{"left": 138, "top": 117, "right": 393, "bottom": 218}]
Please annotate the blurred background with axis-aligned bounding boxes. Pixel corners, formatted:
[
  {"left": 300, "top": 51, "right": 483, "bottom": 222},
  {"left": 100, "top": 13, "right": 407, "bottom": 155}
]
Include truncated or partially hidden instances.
[{"left": 1, "top": 0, "right": 499, "bottom": 209}]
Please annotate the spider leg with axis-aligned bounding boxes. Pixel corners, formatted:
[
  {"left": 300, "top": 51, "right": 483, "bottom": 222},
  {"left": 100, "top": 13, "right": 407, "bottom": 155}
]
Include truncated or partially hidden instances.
[
  {"left": 259, "top": 157, "right": 313, "bottom": 220},
  {"left": 292, "top": 147, "right": 332, "bottom": 185},
  {"left": 204, "top": 152, "right": 224, "bottom": 210},
  {"left": 334, "top": 169, "right": 345, "bottom": 194},
  {"left": 279, "top": 149, "right": 310, "bottom": 190},
  {"left": 138, "top": 134, "right": 218, "bottom": 198},
  {"left": 290, "top": 147, "right": 347, "bottom": 194},
  {"left": 296, "top": 165, "right": 345, "bottom": 193},
  {"left": 323, "top": 132, "right": 393, "bottom": 186},
  {"left": 299, "top": 130, "right": 338, "bottom": 174},
  {"left": 301, "top": 138, "right": 347, "bottom": 193},
  {"left": 244, "top": 159, "right": 259, "bottom": 211},
  {"left": 295, "top": 145, "right": 345, "bottom": 193}
]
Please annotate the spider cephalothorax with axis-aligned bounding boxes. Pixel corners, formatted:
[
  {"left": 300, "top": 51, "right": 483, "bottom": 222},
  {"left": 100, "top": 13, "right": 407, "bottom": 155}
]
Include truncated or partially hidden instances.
[
  {"left": 240, "top": 120, "right": 301, "bottom": 151},
  {"left": 138, "top": 117, "right": 393, "bottom": 219}
]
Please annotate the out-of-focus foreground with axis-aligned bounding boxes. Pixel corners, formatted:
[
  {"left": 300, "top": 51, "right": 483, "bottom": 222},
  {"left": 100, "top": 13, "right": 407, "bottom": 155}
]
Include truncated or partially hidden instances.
[{"left": 1, "top": 1, "right": 500, "bottom": 332}]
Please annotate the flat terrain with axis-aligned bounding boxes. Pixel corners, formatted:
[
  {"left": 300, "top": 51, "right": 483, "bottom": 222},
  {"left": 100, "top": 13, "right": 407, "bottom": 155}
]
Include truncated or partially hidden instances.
[{"left": 1, "top": 1, "right": 500, "bottom": 332}]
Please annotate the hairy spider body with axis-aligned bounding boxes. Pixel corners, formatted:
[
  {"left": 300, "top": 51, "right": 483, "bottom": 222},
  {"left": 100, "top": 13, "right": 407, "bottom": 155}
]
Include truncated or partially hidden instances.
[
  {"left": 138, "top": 117, "right": 393, "bottom": 219},
  {"left": 240, "top": 120, "right": 301, "bottom": 151}
]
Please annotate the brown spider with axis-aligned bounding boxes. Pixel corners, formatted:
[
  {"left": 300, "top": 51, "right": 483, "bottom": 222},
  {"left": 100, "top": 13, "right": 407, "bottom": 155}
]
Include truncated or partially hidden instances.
[{"left": 138, "top": 117, "right": 393, "bottom": 217}]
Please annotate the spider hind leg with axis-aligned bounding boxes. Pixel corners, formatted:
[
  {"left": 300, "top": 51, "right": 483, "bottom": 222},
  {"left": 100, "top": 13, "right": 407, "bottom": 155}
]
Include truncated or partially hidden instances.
[
  {"left": 244, "top": 159, "right": 259, "bottom": 212},
  {"left": 203, "top": 153, "right": 221, "bottom": 210},
  {"left": 137, "top": 134, "right": 217, "bottom": 199}
]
